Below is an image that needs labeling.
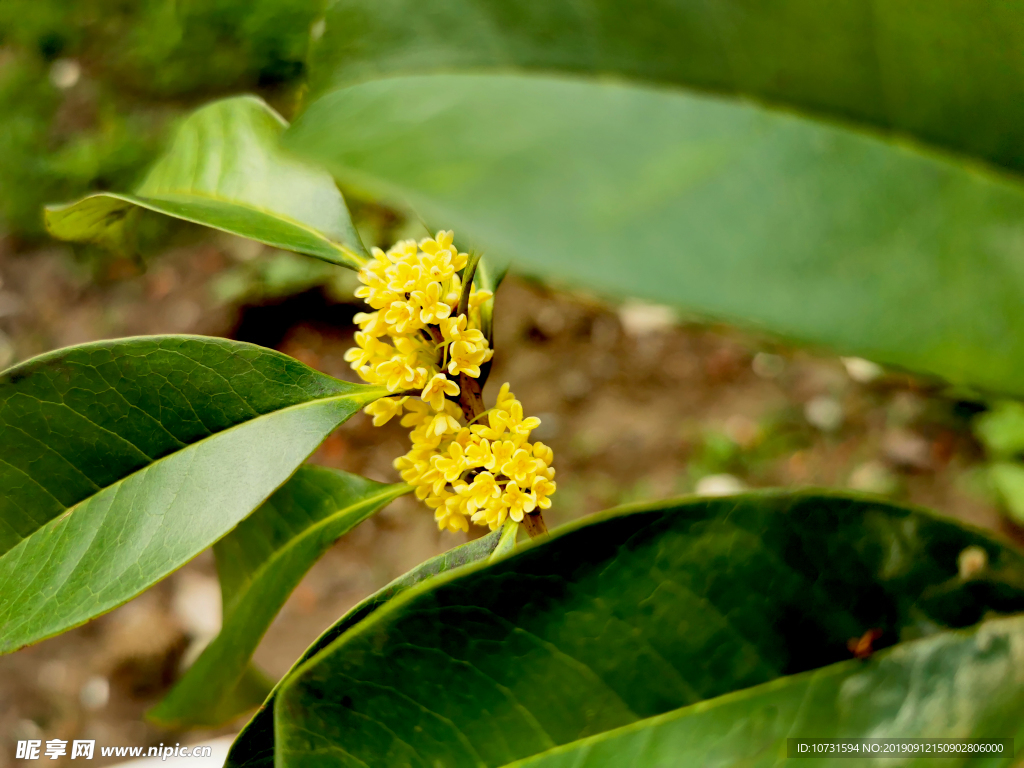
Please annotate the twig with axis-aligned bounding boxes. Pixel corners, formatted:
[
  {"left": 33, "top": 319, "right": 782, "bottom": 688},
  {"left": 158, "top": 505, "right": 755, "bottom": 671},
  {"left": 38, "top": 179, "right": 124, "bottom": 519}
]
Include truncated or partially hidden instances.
[{"left": 521, "top": 512, "right": 547, "bottom": 538}]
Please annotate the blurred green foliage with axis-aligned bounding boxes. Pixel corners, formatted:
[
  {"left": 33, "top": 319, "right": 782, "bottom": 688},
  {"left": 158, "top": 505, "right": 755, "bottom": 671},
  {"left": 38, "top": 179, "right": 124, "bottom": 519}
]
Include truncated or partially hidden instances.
[{"left": 0, "top": 0, "right": 323, "bottom": 240}]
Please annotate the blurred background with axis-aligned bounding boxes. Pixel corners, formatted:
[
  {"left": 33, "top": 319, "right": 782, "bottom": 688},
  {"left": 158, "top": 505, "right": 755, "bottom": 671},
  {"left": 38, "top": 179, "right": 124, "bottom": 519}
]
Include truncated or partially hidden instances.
[{"left": 1, "top": 2, "right": 1023, "bottom": 764}]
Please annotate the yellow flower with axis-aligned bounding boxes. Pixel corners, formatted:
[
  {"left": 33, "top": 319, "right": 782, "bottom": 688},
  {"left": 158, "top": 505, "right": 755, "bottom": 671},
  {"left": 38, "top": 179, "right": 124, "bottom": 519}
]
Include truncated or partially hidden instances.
[
  {"left": 343, "top": 332, "right": 390, "bottom": 370},
  {"left": 353, "top": 310, "right": 389, "bottom": 337},
  {"left": 412, "top": 282, "right": 453, "bottom": 325},
  {"left": 426, "top": 409, "right": 461, "bottom": 437},
  {"left": 532, "top": 441, "right": 554, "bottom": 465},
  {"left": 502, "top": 481, "right": 537, "bottom": 522},
  {"left": 532, "top": 475, "right": 556, "bottom": 510},
  {"left": 470, "top": 496, "right": 506, "bottom": 529},
  {"left": 439, "top": 314, "right": 486, "bottom": 345},
  {"left": 489, "top": 440, "right": 517, "bottom": 474},
  {"left": 345, "top": 229, "right": 555, "bottom": 533},
  {"left": 504, "top": 400, "right": 542, "bottom": 437},
  {"left": 432, "top": 441, "right": 467, "bottom": 483},
  {"left": 469, "top": 288, "right": 494, "bottom": 310},
  {"left": 374, "top": 356, "right": 419, "bottom": 392},
  {"left": 495, "top": 383, "right": 517, "bottom": 410},
  {"left": 420, "top": 230, "right": 468, "bottom": 270},
  {"left": 465, "top": 437, "right": 495, "bottom": 470},
  {"left": 448, "top": 339, "right": 492, "bottom": 378},
  {"left": 386, "top": 260, "right": 424, "bottom": 294},
  {"left": 364, "top": 396, "right": 406, "bottom": 426},
  {"left": 434, "top": 502, "right": 469, "bottom": 533},
  {"left": 421, "top": 373, "right": 460, "bottom": 411},
  {"left": 400, "top": 398, "right": 432, "bottom": 428},
  {"left": 464, "top": 471, "right": 502, "bottom": 513},
  {"left": 504, "top": 448, "right": 540, "bottom": 486},
  {"left": 384, "top": 300, "right": 422, "bottom": 334}
]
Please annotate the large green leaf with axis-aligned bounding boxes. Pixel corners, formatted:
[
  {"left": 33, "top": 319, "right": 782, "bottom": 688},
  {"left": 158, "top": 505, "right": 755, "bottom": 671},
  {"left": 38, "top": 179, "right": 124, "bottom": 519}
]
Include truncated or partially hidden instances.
[
  {"left": 149, "top": 467, "right": 410, "bottom": 728},
  {"left": 226, "top": 525, "right": 512, "bottom": 768},
  {"left": 45, "top": 96, "right": 366, "bottom": 267},
  {"left": 287, "top": 74, "right": 1024, "bottom": 396},
  {"left": 0, "top": 336, "right": 385, "bottom": 653},
  {"left": 309, "top": 0, "right": 1024, "bottom": 176},
  {"left": 273, "top": 492, "right": 1024, "bottom": 768},
  {"left": 510, "top": 615, "right": 1024, "bottom": 768}
]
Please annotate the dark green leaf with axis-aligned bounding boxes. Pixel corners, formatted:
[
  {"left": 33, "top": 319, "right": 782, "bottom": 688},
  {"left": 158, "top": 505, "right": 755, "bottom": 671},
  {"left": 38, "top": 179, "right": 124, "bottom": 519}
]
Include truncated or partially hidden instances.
[
  {"left": 510, "top": 615, "right": 1024, "bottom": 768},
  {"left": 310, "top": 0, "right": 1024, "bottom": 176},
  {"left": 149, "top": 467, "right": 410, "bottom": 728},
  {"left": 0, "top": 336, "right": 385, "bottom": 653},
  {"left": 287, "top": 74, "right": 1024, "bottom": 396},
  {"left": 274, "top": 492, "right": 1024, "bottom": 768},
  {"left": 45, "top": 96, "right": 366, "bottom": 267},
  {"left": 226, "top": 526, "right": 508, "bottom": 768}
]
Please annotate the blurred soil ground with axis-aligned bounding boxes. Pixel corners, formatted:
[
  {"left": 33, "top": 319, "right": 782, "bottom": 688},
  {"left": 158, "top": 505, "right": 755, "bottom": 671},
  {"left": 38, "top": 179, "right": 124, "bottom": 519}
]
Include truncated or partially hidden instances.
[{"left": 1, "top": 234, "right": 1020, "bottom": 765}]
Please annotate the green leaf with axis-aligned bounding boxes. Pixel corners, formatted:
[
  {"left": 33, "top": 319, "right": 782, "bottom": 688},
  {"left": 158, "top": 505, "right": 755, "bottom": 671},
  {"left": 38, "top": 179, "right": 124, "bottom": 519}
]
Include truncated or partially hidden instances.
[
  {"left": 273, "top": 492, "right": 1024, "bottom": 768},
  {"left": 989, "top": 462, "right": 1024, "bottom": 525},
  {"left": 148, "top": 467, "right": 410, "bottom": 728},
  {"left": 225, "top": 526, "right": 509, "bottom": 768},
  {"left": 0, "top": 336, "right": 385, "bottom": 653},
  {"left": 287, "top": 74, "right": 1024, "bottom": 397},
  {"left": 509, "top": 615, "right": 1024, "bottom": 768},
  {"left": 975, "top": 401, "right": 1024, "bottom": 459},
  {"left": 45, "top": 96, "right": 367, "bottom": 268},
  {"left": 309, "top": 0, "right": 1024, "bottom": 176}
]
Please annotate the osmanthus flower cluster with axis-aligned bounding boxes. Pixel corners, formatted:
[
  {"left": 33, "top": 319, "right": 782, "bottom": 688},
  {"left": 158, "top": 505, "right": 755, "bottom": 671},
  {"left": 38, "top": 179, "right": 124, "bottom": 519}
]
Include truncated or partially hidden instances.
[{"left": 344, "top": 231, "right": 556, "bottom": 533}]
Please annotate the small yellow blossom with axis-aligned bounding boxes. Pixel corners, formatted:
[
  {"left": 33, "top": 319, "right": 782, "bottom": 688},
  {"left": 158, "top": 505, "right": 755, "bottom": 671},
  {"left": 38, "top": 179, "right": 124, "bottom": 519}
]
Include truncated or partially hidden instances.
[
  {"left": 465, "top": 471, "right": 502, "bottom": 513},
  {"left": 465, "top": 438, "right": 495, "bottom": 470},
  {"left": 426, "top": 409, "right": 461, "bottom": 437},
  {"left": 421, "top": 373, "right": 460, "bottom": 411},
  {"left": 469, "top": 288, "right": 494, "bottom": 311},
  {"left": 448, "top": 339, "right": 493, "bottom": 378},
  {"left": 364, "top": 396, "right": 406, "bottom": 426},
  {"left": 532, "top": 475, "right": 557, "bottom": 510},
  {"left": 383, "top": 300, "right": 422, "bottom": 334},
  {"left": 502, "top": 481, "right": 537, "bottom": 522},
  {"left": 440, "top": 315, "right": 485, "bottom": 345},
  {"left": 432, "top": 441, "right": 467, "bottom": 483},
  {"left": 504, "top": 448, "right": 540, "bottom": 486},
  {"left": 532, "top": 441, "right": 554, "bottom": 465},
  {"left": 412, "top": 281, "right": 453, "bottom": 325}
]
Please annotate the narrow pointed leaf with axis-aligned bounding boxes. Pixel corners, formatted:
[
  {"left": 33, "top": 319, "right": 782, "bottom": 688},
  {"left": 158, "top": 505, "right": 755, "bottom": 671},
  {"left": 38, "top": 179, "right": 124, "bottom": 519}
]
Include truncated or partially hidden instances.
[
  {"left": 274, "top": 492, "right": 1024, "bottom": 768},
  {"left": 310, "top": 0, "right": 1024, "bottom": 176},
  {"left": 510, "top": 615, "right": 1024, "bottom": 768},
  {"left": 149, "top": 467, "right": 410, "bottom": 728},
  {"left": 0, "top": 336, "right": 385, "bottom": 653},
  {"left": 288, "top": 74, "right": 1024, "bottom": 396},
  {"left": 226, "top": 526, "right": 507, "bottom": 768},
  {"left": 45, "top": 96, "right": 366, "bottom": 267}
]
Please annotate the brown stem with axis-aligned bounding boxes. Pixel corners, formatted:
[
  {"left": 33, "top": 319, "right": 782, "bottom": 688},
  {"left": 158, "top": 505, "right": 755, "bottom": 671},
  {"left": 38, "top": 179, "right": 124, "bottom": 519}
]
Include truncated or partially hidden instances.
[
  {"left": 521, "top": 511, "right": 548, "bottom": 538},
  {"left": 457, "top": 373, "right": 485, "bottom": 422}
]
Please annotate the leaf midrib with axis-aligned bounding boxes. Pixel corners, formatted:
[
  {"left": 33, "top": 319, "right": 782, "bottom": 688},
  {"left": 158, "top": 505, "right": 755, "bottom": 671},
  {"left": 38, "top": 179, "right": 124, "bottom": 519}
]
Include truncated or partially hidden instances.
[
  {"left": 314, "top": 69, "right": 1024, "bottom": 194},
  {"left": 133, "top": 189, "right": 366, "bottom": 265},
  {"left": 0, "top": 389, "right": 378, "bottom": 563},
  {"left": 223, "top": 482, "right": 411, "bottom": 618}
]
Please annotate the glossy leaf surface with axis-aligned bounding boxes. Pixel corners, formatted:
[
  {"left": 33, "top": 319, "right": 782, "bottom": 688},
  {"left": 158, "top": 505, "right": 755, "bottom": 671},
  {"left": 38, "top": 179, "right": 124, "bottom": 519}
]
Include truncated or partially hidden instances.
[
  {"left": 511, "top": 615, "right": 1024, "bottom": 768},
  {"left": 274, "top": 492, "right": 1024, "bottom": 767},
  {"left": 0, "top": 336, "right": 384, "bottom": 653},
  {"left": 149, "top": 467, "right": 410, "bottom": 727},
  {"left": 45, "top": 96, "right": 366, "bottom": 267},
  {"left": 310, "top": 0, "right": 1024, "bottom": 175},
  {"left": 288, "top": 74, "right": 1024, "bottom": 396},
  {"left": 226, "top": 526, "right": 509, "bottom": 768}
]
